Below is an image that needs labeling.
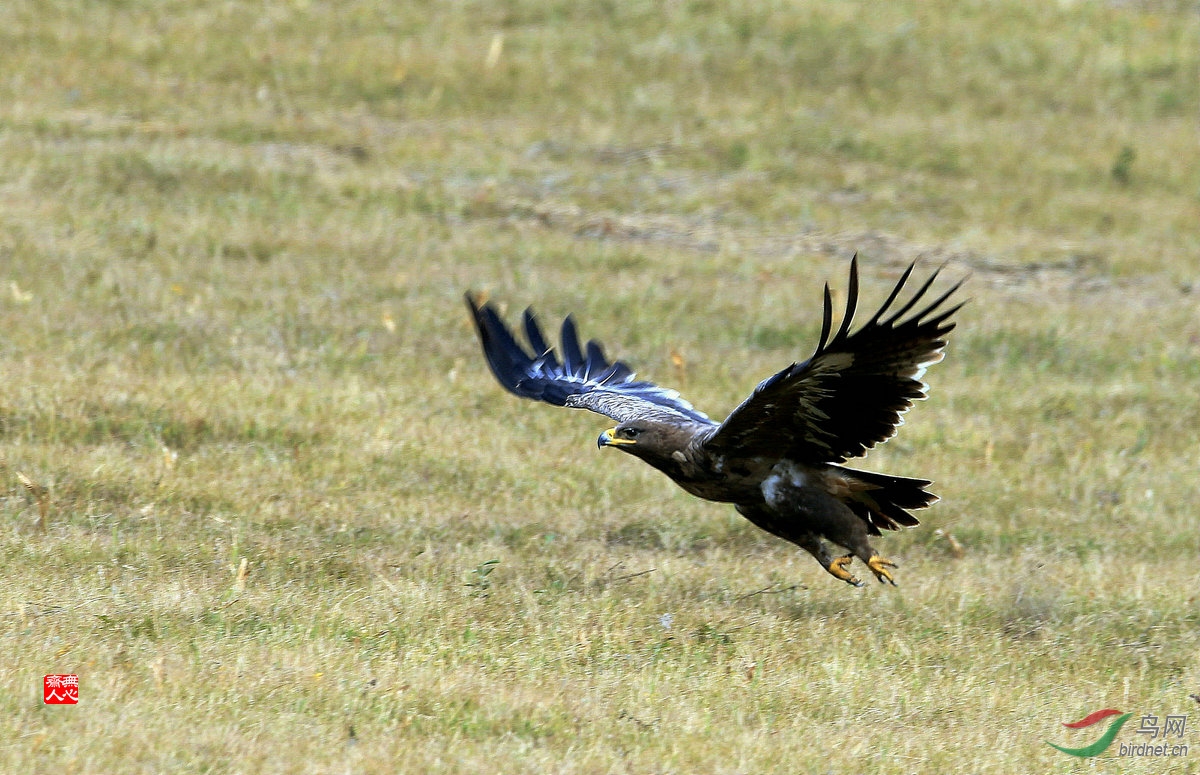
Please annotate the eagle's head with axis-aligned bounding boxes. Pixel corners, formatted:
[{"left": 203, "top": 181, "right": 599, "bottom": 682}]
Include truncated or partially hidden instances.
[{"left": 597, "top": 421, "right": 695, "bottom": 473}]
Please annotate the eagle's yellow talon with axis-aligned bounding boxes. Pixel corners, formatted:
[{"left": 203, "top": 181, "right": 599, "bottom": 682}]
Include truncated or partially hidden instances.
[
  {"left": 827, "top": 555, "right": 863, "bottom": 587},
  {"left": 868, "top": 556, "right": 898, "bottom": 585}
]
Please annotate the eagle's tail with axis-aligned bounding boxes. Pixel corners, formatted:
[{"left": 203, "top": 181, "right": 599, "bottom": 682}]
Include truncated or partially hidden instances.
[{"left": 834, "top": 466, "right": 937, "bottom": 535}]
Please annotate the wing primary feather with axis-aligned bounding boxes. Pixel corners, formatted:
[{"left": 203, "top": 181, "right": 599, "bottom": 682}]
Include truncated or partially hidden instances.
[
  {"left": 913, "top": 280, "right": 967, "bottom": 324},
  {"left": 817, "top": 283, "right": 834, "bottom": 352},
  {"left": 864, "top": 262, "right": 916, "bottom": 327},
  {"left": 523, "top": 309, "right": 557, "bottom": 369},
  {"left": 560, "top": 315, "right": 584, "bottom": 376},
  {"left": 832, "top": 255, "right": 859, "bottom": 342},
  {"left": 922, "top": 299, "right": 967, "bottom": 333},
  {"left": 475, "top": 299, "right": 526, "bottom": 367},
  {"left": 585, "top": 340, "right": 608, "bottom": 381},
  {"left": 465, "top": 293, "right": 539, "bottom": 397},
  {"left": 880, "top": 266, "right": 942, "bottom": 326}
]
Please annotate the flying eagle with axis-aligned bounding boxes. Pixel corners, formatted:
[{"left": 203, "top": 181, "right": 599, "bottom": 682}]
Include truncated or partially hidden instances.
[{"left": 465, "top": 256, "right": 963, "bottom": 586}]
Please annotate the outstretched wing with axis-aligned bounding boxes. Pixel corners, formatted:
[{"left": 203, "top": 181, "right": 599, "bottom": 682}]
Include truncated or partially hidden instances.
[
  {"left": 702, "top": 255, "right": 964, "bottom": 464},
  {"left": 465, "top": 293, "right": 712, "bottom": 426}
]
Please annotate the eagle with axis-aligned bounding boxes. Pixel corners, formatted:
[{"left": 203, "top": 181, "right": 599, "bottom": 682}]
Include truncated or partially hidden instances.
[{"left": 465, "top": 256, "right": 963, "bottom": 586}]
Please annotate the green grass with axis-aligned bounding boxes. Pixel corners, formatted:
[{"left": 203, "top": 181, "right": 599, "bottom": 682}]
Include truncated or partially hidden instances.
[{"left": 2, "top": 0, "right": 1199, "bottom": 772}]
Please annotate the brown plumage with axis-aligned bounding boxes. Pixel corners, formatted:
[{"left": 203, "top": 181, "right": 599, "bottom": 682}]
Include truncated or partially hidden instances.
[{"left": 465, "top": 256, "right": 964, "bottom": 586}]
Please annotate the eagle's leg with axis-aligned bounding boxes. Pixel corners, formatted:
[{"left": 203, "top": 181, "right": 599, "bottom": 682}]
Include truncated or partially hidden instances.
[
  {"left": 816, "top": 500, "right": 899, "bottom": 586},
  {"left": 795, "top": 533, "right": 863, "bottom": 587}
]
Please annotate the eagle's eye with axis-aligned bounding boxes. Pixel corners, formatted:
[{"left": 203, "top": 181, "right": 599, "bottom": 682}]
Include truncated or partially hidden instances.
[{"left": 620, "top": 427, "right": 642, "bottom": 439}]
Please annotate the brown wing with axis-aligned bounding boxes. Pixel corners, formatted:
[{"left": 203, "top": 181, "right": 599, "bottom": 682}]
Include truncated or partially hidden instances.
[{"left": 701, "top": 256, "right": 964, "bottom": 465}]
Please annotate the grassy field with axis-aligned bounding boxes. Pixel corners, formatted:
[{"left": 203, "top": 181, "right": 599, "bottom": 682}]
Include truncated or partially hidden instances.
[{"left": 2, "top": 0, "right": 1199, "bottom": 772}]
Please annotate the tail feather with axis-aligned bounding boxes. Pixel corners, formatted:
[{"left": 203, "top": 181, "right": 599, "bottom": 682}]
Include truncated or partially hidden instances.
[{"left": 835, "top": 465, "right": 937, "bottom": 535}]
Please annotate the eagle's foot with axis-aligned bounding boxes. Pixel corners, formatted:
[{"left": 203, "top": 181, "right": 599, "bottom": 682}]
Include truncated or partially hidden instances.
[
  {"left": 867, "top": 556, "right": 898, "bottom": 586},
  {"left": 826, "top": 554, "right": 863, "bottom": 587}
]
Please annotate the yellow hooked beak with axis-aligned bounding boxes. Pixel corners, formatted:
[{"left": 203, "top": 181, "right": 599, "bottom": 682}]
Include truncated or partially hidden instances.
[{"left": 598, "top": 427, "right": 636, "bottom": 449}]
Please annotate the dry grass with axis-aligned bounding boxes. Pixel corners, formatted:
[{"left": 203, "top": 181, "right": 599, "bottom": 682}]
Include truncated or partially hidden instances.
[{"left": 2, "top": 1, "right": 1199, "bottom": 772}]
